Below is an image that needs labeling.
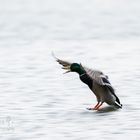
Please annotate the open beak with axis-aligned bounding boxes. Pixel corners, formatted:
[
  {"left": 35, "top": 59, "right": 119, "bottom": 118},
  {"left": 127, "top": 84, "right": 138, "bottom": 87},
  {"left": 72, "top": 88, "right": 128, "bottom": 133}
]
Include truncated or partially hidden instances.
[{"left": 62, "top": 66, "right": 71, "bottom": 74}]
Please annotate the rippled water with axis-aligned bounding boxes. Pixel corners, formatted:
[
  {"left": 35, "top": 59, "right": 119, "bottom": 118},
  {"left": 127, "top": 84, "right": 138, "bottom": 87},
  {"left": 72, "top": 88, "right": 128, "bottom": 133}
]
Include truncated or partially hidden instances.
[{"left": 0, "top": 0, "right": 140, "bottom": 140}]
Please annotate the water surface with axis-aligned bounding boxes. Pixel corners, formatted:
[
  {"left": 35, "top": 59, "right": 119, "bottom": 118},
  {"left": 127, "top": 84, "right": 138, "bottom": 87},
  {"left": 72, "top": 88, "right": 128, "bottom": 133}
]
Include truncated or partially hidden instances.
[{"left": 0, "top": 0, "right": 140, "bottom": 140}]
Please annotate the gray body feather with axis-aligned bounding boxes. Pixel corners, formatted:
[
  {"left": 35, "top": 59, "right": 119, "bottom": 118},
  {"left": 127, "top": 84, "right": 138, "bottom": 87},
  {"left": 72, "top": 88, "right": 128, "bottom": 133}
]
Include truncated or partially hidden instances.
[{"left": 84, "top": 67, "right": 122, "bottom": 108}]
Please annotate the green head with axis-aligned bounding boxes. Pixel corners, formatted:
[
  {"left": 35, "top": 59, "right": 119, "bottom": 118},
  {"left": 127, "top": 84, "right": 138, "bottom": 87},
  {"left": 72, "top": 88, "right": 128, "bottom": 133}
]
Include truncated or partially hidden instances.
[{"left": 70, "top": 63, "right": 85, "bottom": 75}]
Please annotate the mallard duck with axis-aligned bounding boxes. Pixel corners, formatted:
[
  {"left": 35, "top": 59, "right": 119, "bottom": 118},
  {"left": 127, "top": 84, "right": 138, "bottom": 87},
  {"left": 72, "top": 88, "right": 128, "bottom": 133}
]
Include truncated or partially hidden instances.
[{"left": 54, "top": 55, "right": 122, "bottom": 110}]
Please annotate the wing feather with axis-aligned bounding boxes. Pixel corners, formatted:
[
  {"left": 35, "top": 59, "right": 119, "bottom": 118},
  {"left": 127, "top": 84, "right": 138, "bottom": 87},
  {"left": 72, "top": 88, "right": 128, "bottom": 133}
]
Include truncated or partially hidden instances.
[
  {"left": 84, "top": 66, "right": 121, "bottom": 105},
  {"left": 84, "top": 67, "right": 115, "bottom": 91},
  {"left": 56, "top": 59, "right": 71, "bottom": 67},
  {"left": 52, "top": 53, "right": 72, "bottom": 67}
]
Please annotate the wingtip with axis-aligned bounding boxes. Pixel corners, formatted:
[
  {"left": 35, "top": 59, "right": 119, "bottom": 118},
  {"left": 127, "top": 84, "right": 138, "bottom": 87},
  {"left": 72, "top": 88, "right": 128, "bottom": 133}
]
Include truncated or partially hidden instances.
[{"left": 51, "top": 51, "right": 58, "bottom": 61}]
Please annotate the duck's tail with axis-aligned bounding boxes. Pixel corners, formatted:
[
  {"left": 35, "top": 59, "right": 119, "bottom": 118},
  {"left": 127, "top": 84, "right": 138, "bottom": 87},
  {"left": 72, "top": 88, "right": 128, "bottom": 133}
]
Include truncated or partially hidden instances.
[{"left": 114, "top": 101, "right": 123, "bottom": 109}]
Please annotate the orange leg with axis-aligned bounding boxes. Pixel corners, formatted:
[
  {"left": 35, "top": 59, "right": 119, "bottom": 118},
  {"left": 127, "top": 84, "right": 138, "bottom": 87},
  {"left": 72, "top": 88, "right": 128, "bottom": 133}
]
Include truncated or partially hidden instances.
[
  {"left": 94, "top": 102, "right": 103, "bottom": 110},
  {"left": 94, "top": 102, "right": 100, "bottom": 109},
  {"left": 87, "top": 102, "right": 100, "bottom": 110}
]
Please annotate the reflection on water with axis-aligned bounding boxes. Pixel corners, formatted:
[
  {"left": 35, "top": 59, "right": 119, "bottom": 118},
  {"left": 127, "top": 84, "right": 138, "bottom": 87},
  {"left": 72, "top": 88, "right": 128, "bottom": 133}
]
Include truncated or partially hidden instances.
[{"left": 96, "top": 106, "right": 119, "bottom": 113}]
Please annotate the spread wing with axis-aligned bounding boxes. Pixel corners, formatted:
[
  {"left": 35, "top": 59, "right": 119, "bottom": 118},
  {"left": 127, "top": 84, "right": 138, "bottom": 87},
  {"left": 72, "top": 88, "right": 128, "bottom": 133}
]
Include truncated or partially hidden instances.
[
  {"left": 84, "top": 67, "right": 115, "bottom": 93},
  {"left": 56, "top": 58, "right": 71, "bottom": 67},
  {"left": 84, "top": 66, "right": 121, "bottom": 104},
  {"left": 52, "top": 53, "right": 72, "bottom": 67}
]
